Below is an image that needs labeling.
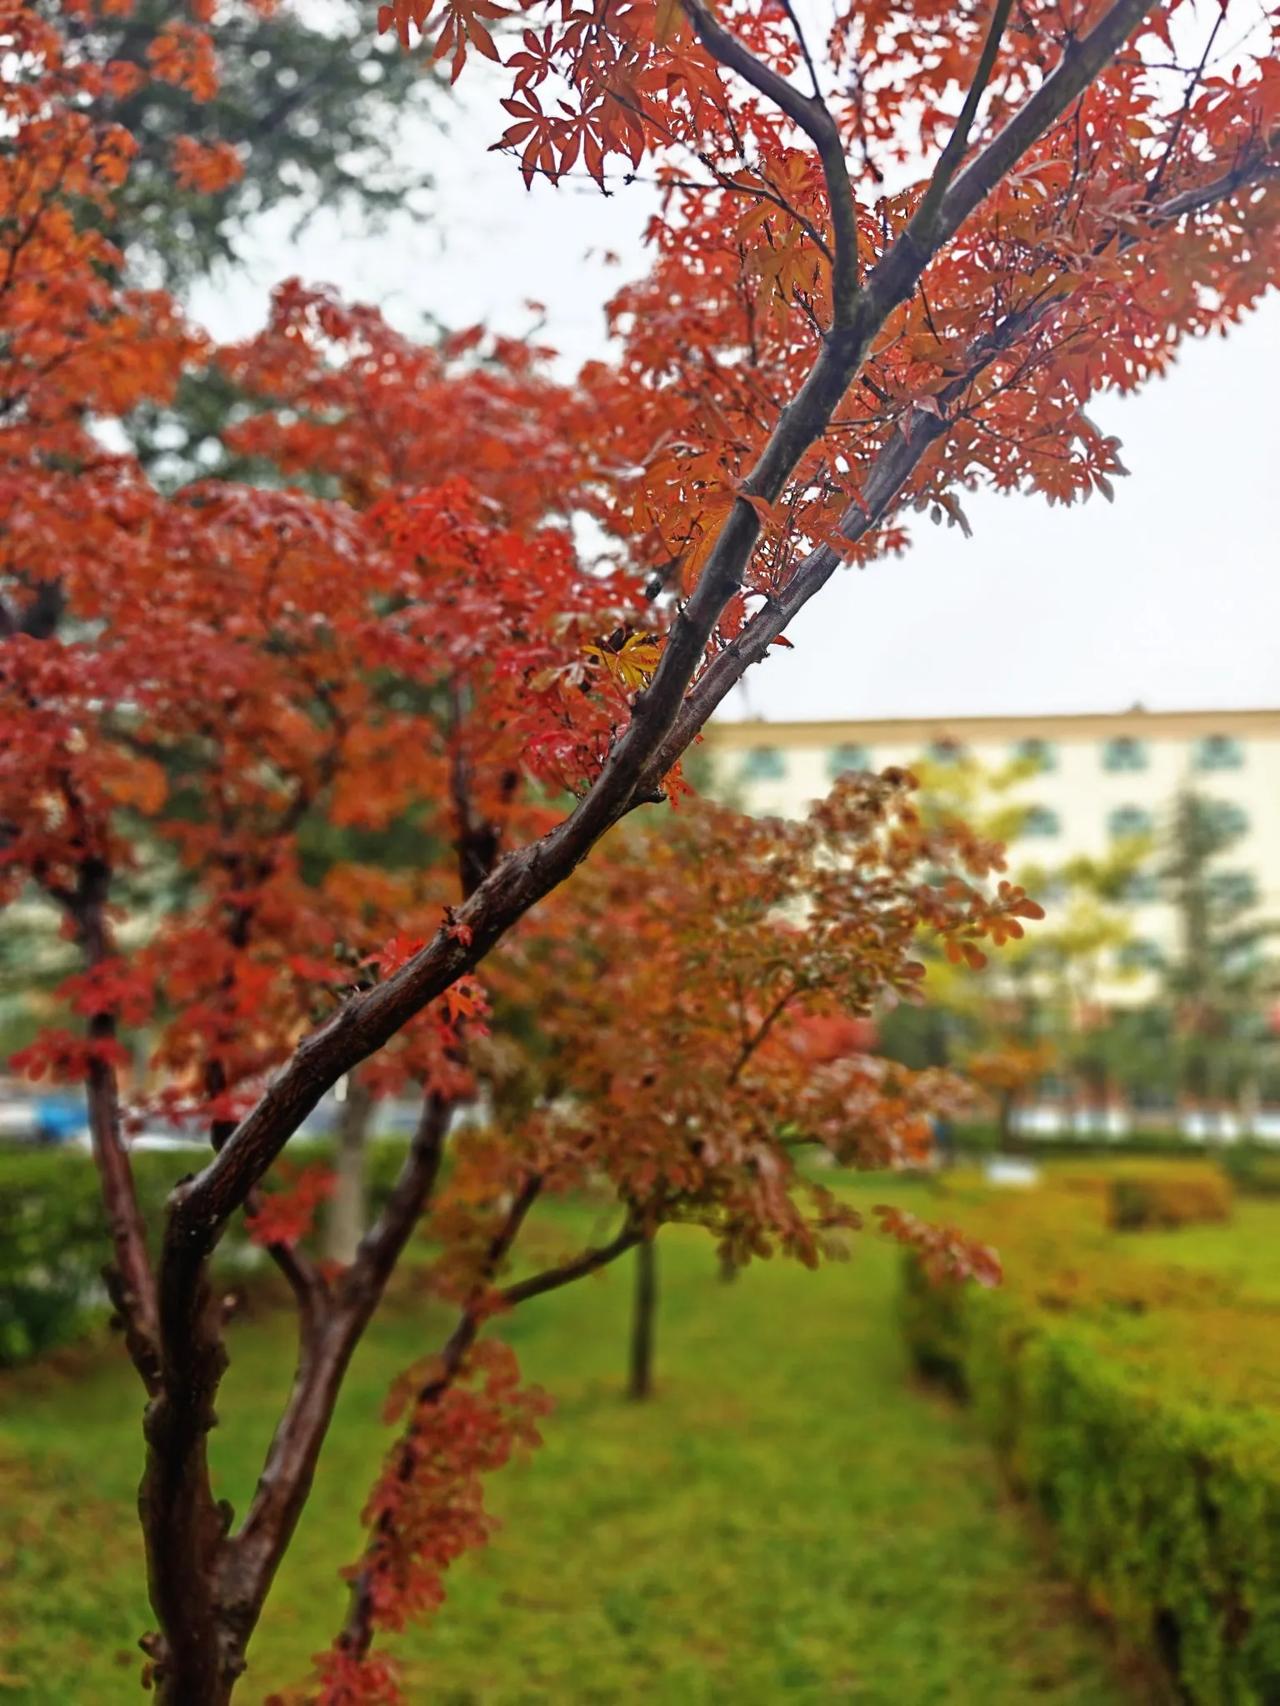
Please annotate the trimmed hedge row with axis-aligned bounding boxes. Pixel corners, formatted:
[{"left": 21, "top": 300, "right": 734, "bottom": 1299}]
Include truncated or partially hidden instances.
[
  {"left": 901, "top": 1189, "right": 1280, "bottom": 1704},
  {"left": 1222, "top": 1146, "right": 1280, "bottom": 1198},
  {"left": 0, "top": 1140, "right": 412, "bottom": 1366},
  {"left": 1107, "top": 1164, "right": 1234, "bottom": 1230}
]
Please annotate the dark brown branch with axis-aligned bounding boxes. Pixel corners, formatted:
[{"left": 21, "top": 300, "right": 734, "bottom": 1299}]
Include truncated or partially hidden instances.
[
  {"left": 73, "top": 864, "right": 160, "bottom": 1391},
  {"left": 725, "top": 982, "right": 801, "bottom": 1088},
  {"left": 779, "top": 0, "right": 823, "bottom": 103},
  {"left": 341, "top": 1089, "right": 451, "bottom": 1307},
  {"left": 217, "top": 1093, "right": 452, "bottom": 1650},
  {"left": 909, "top": 0, "right": 1015, "bottom": 239},
  {"left": 681, "top": 0, "right": 859, "bottom": 311},
  {"left": 499, "top": 1215, "right": 643, "bottom": 1307}
]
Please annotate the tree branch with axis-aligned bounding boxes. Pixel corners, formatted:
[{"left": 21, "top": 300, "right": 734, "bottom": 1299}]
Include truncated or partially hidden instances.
[
  {"left": 909, "top": 0, "right": 1015, "bottom": 241},
  {"left": 499, "top": 1214, "right": 643, "bottom": 1307},
  {"left": 73, "top": 865, "right": 160, "bottom": 1391},
  {"left": 680, "top": 0, "right": 859, "bottom": 312},
  {"left": 217, "top": 1095, "right": 451, "bottom": 1646},
  {"left": 863, "top": 0, "right": 1156, "bottom": 323}
]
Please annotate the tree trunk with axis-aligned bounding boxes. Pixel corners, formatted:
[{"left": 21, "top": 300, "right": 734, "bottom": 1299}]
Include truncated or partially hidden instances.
[
  {"left": 326, "top": 1075, "right": 374, "bottom": 1266},
  {"left": 997, "top": 1088, "right": 1017, "bottom": 1153},
  {"left": 153, "top": 1649, "right": 238, "bottom": 1706},
  {"left": 627, "top": 1238, "right": 657, "bottom": 1402}
]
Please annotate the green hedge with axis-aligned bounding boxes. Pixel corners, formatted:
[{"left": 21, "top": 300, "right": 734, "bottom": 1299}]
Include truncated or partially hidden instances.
[
  {"left": 1222, "top": 1145, "right": 1280, "bottom": 1198},
  {"left": 901, "top": 1239, "right": 1280, "bottom": 1704},
  {"left": 0, "top": 1139, "right": 413, "bottom": 1366}
]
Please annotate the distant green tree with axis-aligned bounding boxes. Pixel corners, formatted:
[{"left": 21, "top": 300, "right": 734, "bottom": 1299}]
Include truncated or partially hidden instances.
[
  {"left": 72, "top": 0, "right": 438, "bottom": 292},
  {"left": 62, "top": 0, "right": 442, "bottom": 479},
  {"left": 1159, "top": 791, "right": 1278, "bottom": 1108}
]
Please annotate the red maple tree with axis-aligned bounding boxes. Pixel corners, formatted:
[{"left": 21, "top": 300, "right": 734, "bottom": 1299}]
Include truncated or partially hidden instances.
[{"left": 2, "top": 0, "right": 1276, "bottom": 1698}]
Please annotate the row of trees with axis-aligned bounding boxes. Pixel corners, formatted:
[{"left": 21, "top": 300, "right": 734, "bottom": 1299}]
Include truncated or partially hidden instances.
[
  {"left": 881, "top": 757, "right": 1280, "bottom": 1136},
  {"left": 2, "top": 0, "right": 1277, "bottom": 1699}
]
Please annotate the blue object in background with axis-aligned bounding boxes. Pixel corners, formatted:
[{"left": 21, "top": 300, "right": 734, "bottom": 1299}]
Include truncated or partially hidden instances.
[{"left": 34, "top": 1095, "right": 85, "bottom": 1144}]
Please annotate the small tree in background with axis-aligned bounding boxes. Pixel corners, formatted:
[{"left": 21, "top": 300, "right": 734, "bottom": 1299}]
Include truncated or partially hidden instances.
[{"left": 1160, "top": 791, "right": 1279, "bottom": 1117}]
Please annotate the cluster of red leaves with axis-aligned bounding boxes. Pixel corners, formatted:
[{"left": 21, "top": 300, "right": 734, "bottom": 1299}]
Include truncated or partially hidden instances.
[
  {"left": 245, "top": 1162, "right": 337, "bottom": 1250},
  {"left": 438, "top": 769, "right": 1038, "bottom": 1274},
  {"left": 876, "top": 1205, "right": 1003, "bottom": 1289},
  {"left": 312, "top": 1341, "right": 549, "bottom": 1702},
  {"left": 9, "top": 1028, "right": 131, "bottom": 1084},
  {"left": 566, "top": 3, "right": 1279, "bottom": 622}
]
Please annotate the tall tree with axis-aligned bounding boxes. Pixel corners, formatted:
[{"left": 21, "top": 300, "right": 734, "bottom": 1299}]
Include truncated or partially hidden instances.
[
  {"left": 1160, "top": 790, "right": 1278, "bottom": 1109},
  {"left": 2, "top": 0, "right": 1278, "bottom": 1699}
]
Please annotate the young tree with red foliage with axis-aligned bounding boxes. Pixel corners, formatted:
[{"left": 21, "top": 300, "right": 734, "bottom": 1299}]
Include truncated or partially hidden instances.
[{"left": 2, "top": 0, "right": 1278, "bottom": 1698}]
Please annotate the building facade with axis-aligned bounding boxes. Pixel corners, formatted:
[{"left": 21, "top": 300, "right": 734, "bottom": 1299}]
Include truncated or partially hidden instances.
[{"left": 702, "top": 707, "right": 1280, "bottom": 980}]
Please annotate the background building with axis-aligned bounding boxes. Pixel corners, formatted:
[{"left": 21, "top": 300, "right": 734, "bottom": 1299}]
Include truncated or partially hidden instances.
[{"left": 703, "top": 707, "right": 1280, "bottom": 995}]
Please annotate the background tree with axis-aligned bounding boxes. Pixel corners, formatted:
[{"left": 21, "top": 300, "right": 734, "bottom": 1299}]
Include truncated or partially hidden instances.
[
  {"left": 1160, "top": 790, "right": 1279, "bottom": 1116},
  {"left": 69, "top": 0, "right": 440, "bottom": 292}
]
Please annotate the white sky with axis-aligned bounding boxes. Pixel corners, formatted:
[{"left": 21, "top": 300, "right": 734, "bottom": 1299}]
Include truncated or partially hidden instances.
[{"left": 190, "top": 68, "right": 1280, "bottom": 727}]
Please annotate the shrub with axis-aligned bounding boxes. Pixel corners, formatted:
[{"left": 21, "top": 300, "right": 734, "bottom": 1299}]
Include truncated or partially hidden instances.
[
  {"left": 0, "top": 1138, "right": 413, "bottom": 1366},
  {"left": 900, "top": 1188, "right": 1280, "bottom": 1703},
  {"left": 1108, "top": 1165, "right": 1233, "bottom": 1230},
  {"left": 1223, "top": 1146, "right": 1280, "bottom": 1198}
]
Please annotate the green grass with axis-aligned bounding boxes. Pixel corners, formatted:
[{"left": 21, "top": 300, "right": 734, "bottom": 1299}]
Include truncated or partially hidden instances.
[{"left": 0, "top": 1195, "right": 1132, "bottom": 1705}]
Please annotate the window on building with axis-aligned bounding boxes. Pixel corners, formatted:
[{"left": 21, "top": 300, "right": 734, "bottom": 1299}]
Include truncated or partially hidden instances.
[
  {"left": 1022, "top": 805, "right": 1060, "bottom": 837},
  {"left": 741, "top": 746, "right": 786, "bottom": 782},
  {"left": 1208, "top": 870, "right": 1258, "bottom": 909},
  {"left": 1125, "top": 871, "right": 1160, "bottom": 904},
  {"left": 926, "top": 738, "right": 966, "bottom": 765},
  {"left": 1109, "top": 805, "right": 1154, "bottom": 839},
  {"left": 1118, "top": 938, "right": 1163, "bottom": 972},
  {"left": 1193, "top": 733, "right": 1244, "bottom": 772},
  {"left": 827, "top": 742, "right": 870, "bottom": 777},
  {"left": 1013, "top": 737, "right": 1056, "bottom": 771},
  {"left": 1205, "top": 800, "right": 1249, "bottom": 840},
  {"left": 1102, "top": 736, "right": 1148, "bottom": 772}
]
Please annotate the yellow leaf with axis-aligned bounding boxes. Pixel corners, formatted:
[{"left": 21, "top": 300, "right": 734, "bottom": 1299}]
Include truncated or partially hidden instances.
[{"left": 654, "top": 0, "right": 685, "bottom": 45}]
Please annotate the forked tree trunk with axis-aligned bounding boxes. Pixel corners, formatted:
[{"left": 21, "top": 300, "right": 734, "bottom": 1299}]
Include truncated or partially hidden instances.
[
  {"left": 627, "top": 1237, "right": 657, "bottom": 1401},
  {"left": 327, "top": 1074, "right": 374, "bottom": 1266}
]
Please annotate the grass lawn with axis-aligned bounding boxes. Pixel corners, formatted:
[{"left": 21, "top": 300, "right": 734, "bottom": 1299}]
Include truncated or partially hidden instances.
[{"left": 0, "top": 1191, "right": 1133, "bottom": 1706}]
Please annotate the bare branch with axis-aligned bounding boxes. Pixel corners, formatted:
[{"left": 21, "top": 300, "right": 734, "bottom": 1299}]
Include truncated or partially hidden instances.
[
  {"left": 218, "top": 1093, "right": 451, "bottom": 1642},
  {"left": 499, "top": 1215, "right": 643, "bottom": 1307}
]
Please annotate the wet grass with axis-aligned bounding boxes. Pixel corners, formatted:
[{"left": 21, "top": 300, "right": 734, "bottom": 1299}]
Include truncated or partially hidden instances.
[{"left": 0, "top": 1192, "right": 1132, "bottom": 1705}]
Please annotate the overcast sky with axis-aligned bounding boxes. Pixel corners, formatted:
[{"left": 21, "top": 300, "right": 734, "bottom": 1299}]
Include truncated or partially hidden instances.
[{"left": 191, "top": 71, "right": 1280, "bottom": 727}]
